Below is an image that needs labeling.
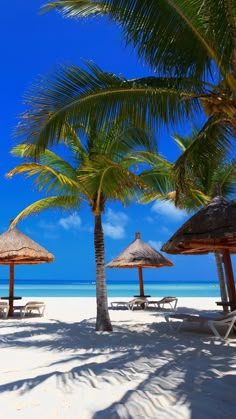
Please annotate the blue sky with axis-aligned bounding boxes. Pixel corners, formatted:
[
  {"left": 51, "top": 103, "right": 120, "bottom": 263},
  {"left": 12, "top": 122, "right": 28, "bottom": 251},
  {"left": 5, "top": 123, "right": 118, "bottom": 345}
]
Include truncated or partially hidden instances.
[{"left": 0, "top": 1, "right": 234, "bottom": 285}]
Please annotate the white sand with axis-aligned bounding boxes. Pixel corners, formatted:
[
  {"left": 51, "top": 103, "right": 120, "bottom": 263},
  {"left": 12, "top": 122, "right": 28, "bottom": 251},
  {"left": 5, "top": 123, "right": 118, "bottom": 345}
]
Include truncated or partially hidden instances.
[{"left": 0, "top": 297, "right": 236, "bottom": 419}]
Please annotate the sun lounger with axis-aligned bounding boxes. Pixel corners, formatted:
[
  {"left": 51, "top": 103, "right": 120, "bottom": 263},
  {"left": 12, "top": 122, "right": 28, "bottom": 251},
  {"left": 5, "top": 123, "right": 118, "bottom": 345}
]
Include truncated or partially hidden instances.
[
  {"left": 0, "top": 300, "right": 9, "bottom": 318},
  {"left": 13, "top": 301, "right": 46, "bottom": 318},
  {"left": 111, "top": 297, "right": 148, "bottom": 310},
  {"left": 147, "top": 296, "right": 178, "bottom": 310},
  {"left": 165, "top": 310, "right": 236, "bottom": 340}
]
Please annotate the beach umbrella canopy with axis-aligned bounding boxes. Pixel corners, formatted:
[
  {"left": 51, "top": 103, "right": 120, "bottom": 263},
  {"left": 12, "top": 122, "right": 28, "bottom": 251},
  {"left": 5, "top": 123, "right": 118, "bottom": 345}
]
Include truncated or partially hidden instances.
[
  {"left": 106, "top": 232, "right": 173, "bottom": 297},
  {"left": 0, "top": 224, "right": 54, "bottom": 316},
  {"left": 161, "top": 196, "right": 236, "bottom": 308}
]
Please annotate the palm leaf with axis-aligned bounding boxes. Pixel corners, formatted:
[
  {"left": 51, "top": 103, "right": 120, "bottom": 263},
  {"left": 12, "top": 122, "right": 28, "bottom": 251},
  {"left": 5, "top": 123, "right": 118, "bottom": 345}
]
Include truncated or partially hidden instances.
[
  {"left": 78, "top": 153, "right": 148, "bottom": 210},
  {"left": 15, "top": 61, "right": 203, "bottom": 150},
  {"left": 11, "top": 196, "right": 80, "bottom": 228},
  {"left": 11, "top": 144, "right": 79, "bottom": 177},
  {"left": 8, "top": 147, "right": 79, "bottom": 194},
  {"left": 210, "top": 161, "right": 236, "bottom": 197},
  {"left": 42, "top": 0, "right": 236, "bottom": 91},
  {"left": 173, "top": 118, "right": 232, "bottom": 202}
]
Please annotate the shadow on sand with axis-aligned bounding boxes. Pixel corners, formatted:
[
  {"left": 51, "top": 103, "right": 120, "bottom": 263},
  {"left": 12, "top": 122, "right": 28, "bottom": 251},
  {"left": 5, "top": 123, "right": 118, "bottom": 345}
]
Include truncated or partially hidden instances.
[{"left": 0, "top": 306, "right": 235, "bottom": 418}]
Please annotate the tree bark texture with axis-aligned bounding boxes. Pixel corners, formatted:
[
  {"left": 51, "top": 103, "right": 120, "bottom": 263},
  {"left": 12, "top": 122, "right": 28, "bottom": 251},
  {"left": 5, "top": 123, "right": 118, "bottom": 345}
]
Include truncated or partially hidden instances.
[{"left": 94, "top": 213, "right": 112, "bottom": 331}]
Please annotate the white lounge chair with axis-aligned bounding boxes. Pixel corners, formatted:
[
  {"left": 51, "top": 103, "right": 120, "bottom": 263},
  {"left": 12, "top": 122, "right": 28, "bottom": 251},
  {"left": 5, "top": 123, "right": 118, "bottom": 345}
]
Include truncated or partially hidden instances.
[
  {"left": 0, "top": 300, "right": 9, "bottom": 318},
  {"left": 147, "top": 296, "right": 178, "bottom": 310},
  {"left": 165, "top": 309, "right": 236, "bottom": 340},
  {"left": 111, "top": 297, "right": 148, "bottom": 310},
  {"left": 13, "top": 301, "right": 46, "bottom": 318}
]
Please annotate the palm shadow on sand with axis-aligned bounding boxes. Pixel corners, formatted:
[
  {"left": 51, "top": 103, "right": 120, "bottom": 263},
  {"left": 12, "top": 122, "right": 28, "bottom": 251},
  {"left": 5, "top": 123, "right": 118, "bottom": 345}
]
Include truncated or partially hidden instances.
[{"left": 0, "top": 306, "right": 235, "bottom": 418}]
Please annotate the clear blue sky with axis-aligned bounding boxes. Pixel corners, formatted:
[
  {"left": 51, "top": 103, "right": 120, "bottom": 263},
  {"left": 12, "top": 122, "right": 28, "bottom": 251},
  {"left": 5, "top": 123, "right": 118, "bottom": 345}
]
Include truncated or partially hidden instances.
[{"left": 0, "top": 1, "right": 234, "bottom": 285}]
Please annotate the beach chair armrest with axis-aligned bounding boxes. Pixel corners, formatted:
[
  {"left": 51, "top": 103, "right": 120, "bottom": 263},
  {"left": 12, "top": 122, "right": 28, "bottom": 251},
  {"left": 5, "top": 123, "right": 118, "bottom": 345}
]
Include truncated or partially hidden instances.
[
  {"left": 207, "top": 316, "right": 236, "bottom": 340},
  {"left": 0, "top": 302, "right": 9, "bottom": 318}
]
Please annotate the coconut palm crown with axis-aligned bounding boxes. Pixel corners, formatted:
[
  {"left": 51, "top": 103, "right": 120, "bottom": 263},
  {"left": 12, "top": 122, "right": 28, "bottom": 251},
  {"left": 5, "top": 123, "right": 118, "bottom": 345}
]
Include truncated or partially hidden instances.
[{"left": 14, "top": 0, "right": 236, "bottom": 203}]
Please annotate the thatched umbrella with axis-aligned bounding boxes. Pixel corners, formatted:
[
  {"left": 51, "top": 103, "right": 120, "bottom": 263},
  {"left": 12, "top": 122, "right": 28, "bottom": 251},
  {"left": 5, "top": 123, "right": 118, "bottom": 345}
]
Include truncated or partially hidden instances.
[
  {"left": 161, "top": 196, "right": 236, "bottom": 310},
  {"left": 0, "top": 225, "right": 54, "bottom": 316},
  {"left": 106, "top": 232, "right": 173, "bottom": 297}
]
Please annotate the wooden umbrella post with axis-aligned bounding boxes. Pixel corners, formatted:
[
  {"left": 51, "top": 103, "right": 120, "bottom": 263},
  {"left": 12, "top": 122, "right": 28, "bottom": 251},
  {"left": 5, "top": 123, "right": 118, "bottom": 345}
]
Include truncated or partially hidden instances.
[
  {"left": 138, "top": 267, "right": 144, "bottom": 297},
  {"left": 223, "top": 249, "right": 236, "bottom": 311},
  {"left": 9, "top": 263, "right": 14, "bottom": 317}
]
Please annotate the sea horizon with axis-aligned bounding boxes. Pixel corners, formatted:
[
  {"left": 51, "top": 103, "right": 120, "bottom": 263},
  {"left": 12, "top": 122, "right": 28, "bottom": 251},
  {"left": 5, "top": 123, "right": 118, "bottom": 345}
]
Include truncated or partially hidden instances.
[{"left": 0, "top": 278, "right": 221, "bottom": 298}]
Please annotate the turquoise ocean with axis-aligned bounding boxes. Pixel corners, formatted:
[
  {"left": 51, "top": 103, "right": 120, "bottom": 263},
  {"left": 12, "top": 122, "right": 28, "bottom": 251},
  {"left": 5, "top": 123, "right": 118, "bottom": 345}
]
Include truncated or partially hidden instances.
[{"left": 0, "top": 278, "right": 220, "bottom": 298}]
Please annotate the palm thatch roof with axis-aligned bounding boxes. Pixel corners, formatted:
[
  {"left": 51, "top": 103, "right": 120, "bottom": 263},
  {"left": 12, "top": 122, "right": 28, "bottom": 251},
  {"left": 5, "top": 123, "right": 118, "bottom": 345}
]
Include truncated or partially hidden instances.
[
  {"left": 0, "top": 226, "right": 54, "bottom": 264},
  {"left": 161, "top": 196, "right": 236, "bottom": 255},
  {"left": 107, "top": 232, "right": 173, "bottom": 268}
]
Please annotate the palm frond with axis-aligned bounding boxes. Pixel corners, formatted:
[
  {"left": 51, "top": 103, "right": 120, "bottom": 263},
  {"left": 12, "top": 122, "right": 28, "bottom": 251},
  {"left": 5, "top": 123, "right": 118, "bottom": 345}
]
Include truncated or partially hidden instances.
[
  {"left": 41, "top": 0, "right": 105, "bottom": 17},
  {"left": 210, "top": 161, "right": 236, "bottom": 197},
  {"left": 7, "top": 159, "right": 79, "bottom": 194},
  {"left": 42, "top": 0, "right": 236, "bottom": 90},
  {"left": 11, "top": 195, "right": 80, "bottom": 228},
  {"left": 134, "top": 151, "right": 174, "bottom": 197},
  {"left": 11, "top": 144, "right": 78, "bottom": 175},
  {"left": 58, "top": 122, "right": 87, "bottom": 156},
  {"left": 78, "top": 153, "right": 148, "bottom": 211},
  {"left": 174, "top": 118, "right": 232, "bottom": 202},
  {"left": 93, "top": 124, "right": 158, "bottom": 163},
  {"left": 15, "top": 61, "right": 203, "bottom": 150}
]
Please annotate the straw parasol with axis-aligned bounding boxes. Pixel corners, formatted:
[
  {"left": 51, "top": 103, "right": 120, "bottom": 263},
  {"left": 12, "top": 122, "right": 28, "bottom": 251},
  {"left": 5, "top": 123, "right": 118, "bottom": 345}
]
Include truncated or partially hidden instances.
[
  {"left": 161, "top": 196, "right": 236, "bottom": 309},
  {"left": 106, "top": 232, "right": 173, "bottom": 297},
  {"left": 0, "top": 224, "right": 54, "bottom": 316}
]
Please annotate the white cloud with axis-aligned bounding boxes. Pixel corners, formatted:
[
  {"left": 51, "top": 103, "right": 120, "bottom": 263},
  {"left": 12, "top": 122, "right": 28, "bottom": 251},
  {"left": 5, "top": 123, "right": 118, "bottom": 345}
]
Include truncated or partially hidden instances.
[
  {"left": 103, "top": 223, "right": 125, "bottom": 239},
  {"left": 105, "top": 208, "right": 129, "bottom": 226},
  {"left": 58, "top": 213, "right": 82, "bottom": 230},
  {"left": 36, "top": 220, "right": 59, "bottom": 239},
  {"left": 151, "top": 200, "right": 187, "bottom": 221},
  {"left": 103, "top": 208, "right": 129, "bottom": 239},
  {"left": 38, "top": 220, "right": 57, "bottom": 231},
  {"left": 148, "top": 240, "right": 162, "bottom": 251}
]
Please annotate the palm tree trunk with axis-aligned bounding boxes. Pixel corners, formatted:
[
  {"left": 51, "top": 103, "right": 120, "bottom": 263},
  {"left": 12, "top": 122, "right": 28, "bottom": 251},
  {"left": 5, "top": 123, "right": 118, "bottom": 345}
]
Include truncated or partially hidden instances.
[
  {"left": 214, "top": 251, "right": 229, "bottom": 313},
  {"left": 94, "top": 213, "right": 112, "bottom": 331}
]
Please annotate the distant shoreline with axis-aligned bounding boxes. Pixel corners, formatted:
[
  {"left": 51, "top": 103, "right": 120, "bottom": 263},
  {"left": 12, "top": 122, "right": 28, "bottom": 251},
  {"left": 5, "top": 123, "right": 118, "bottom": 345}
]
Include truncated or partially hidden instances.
[{"left": 0, "top": 279, "right": 221, "bottom": 298}]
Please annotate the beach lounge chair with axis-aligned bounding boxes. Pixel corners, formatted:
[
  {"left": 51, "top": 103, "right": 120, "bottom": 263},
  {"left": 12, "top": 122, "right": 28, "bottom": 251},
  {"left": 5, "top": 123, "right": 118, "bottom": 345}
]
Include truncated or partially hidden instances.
[
  {"left": 111, "top": 297, "right": 148, "bottom": 310},
  {"left": 165, "top": 310, "right": 236, "bottom": 340},
  {"left": 13, "top": 301, "right": 46, "bottom": 318},
  {"left": 0, "top": 300, "right": 9, "bottom": 318},
  {"left": 147, "top": 296, "right": 178, "bottom": 310}
]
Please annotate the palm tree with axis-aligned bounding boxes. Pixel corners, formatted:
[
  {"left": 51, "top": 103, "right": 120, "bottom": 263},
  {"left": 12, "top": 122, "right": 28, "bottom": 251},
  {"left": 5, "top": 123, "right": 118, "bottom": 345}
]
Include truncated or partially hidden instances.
[
  {"left": 173, "top": 132, "right": 236, "bottom": 307},
  {"left": 30, "top": 0, "right": 236, "bottom": 190},
  {"left": 140, "top": 130, "right": 236, "bottom": 307},
  {"left": 7, "top": 122, "right": 156, "bottom": 331}
]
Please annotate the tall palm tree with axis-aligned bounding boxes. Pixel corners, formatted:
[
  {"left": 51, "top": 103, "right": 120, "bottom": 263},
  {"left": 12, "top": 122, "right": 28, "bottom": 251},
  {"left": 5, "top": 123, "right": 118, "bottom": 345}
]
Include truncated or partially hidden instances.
[
  {"left": 140, "top": 130, "right": 236, "bottom": 307},
  {"left": 173, "top": 132, "right": 236, "bottom": 307},
  {"left": 174, "top": 133, "right": 236, "bottom": 307},
  {"left": 7, "top": 122, "right": 156, "bottom": 331},
  {"left": 29, "top": 0, "right": 235, "bottom": 183}
]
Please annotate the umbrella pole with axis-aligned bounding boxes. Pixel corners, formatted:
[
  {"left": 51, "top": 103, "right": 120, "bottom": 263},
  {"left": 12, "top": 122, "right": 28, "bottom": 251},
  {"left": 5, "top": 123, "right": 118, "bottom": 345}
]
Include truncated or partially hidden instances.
[
  {"left": 138, "top": 267, "right": 144, "bottom": 297},
  {"left": 9, "top": 263, "right": 14, "bottom": 317},
  {"left": 214, "top": 251, "right": 228, "bottom": 312},
  {"left": 222, "top": 249, "right": 236, "bottom": 311}
]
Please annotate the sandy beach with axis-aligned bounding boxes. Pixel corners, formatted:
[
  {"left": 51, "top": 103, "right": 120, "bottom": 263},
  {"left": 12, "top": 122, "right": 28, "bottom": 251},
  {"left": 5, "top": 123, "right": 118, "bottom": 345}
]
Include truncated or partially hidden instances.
[{"left": 0, "top": 297, "right": 236, "bottom": 419}]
